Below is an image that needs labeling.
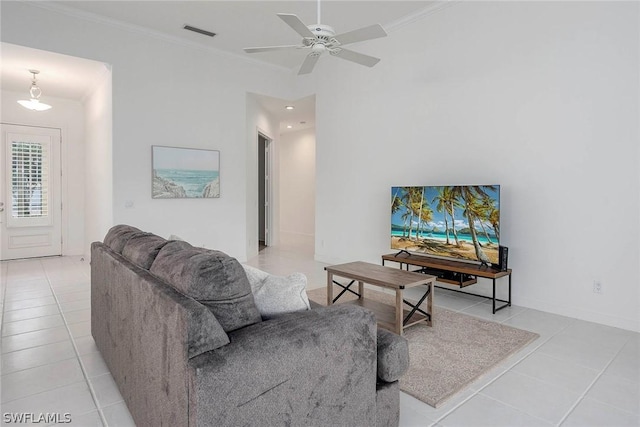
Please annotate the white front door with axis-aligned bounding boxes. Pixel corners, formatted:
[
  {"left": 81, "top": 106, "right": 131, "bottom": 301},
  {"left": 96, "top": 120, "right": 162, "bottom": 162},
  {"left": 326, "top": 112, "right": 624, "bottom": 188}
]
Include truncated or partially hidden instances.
[{"left": 0, "top": 124, "right": 62, "bottom": 260}]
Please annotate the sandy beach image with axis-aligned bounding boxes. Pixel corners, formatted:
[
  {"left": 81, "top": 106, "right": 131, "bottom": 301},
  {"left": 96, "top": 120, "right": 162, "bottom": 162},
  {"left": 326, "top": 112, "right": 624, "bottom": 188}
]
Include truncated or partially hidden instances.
[{"left": 391, "top": 236, "right": 499, "bottom": 264}]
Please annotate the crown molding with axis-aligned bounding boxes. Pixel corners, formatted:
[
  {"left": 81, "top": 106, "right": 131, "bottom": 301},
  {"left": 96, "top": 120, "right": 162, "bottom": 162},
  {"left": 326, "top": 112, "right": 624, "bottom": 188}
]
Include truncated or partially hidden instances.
[
  {"left": 384, "top": 0, "right": 459, "bottom": 33},
  {"left": 27, "top": 1, "right": 291, "bottom": 74}
]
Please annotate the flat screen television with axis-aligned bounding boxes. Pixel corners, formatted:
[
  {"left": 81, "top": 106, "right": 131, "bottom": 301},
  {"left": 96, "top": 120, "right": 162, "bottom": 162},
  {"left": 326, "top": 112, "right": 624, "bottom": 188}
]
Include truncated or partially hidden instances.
[{"left": 391, "top": 185, "right": 500, "bottom": 265}]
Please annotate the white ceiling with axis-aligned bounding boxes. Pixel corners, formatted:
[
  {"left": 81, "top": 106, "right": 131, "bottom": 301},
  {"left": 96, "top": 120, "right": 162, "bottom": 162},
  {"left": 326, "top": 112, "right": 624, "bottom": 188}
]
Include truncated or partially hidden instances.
[
  {"left": 254, "top": 93, "right": 316, "bottom": 134},
  {"left": 1, "top": 43, "right": 108, "bottom": 100},
  {"left": 54, "top": 1, "right": 439, "bottom": 70},
  {"left": 1, "top": 1, "right": 442, "bottom": 131}
]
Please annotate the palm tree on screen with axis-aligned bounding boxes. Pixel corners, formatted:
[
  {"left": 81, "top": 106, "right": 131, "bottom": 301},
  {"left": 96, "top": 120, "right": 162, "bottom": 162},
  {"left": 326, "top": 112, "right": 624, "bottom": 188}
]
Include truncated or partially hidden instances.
[
  {"left": 412, "top": 189, "right": 433, "bottom": 239},
  {"left": 487, "top": 204, "right": 500, "bottom": 241},
  {"left": 455, "top": 186, "right": 497, "bottom": 264},
  {"left": 446, "top": 186, "right": 465, "bottom": 247},
  {"left": 402, "top": 187, "right": 418, "bottom": 240},
  {"left": 399, "top": 188, "right": 412, "bottom": 238},
  {"left": 476, "top": 196, "right": 499, "bottom": 245},
  {"left": 433, "top": 186, "right": 454, "bottom": 244}
]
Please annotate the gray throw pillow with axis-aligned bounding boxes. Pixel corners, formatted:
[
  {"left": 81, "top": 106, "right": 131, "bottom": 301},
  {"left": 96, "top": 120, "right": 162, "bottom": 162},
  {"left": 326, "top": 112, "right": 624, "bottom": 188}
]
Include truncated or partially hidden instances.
[
  {"left": 122, "top": 233, "right": 168, "bottom": 270},
  {"left": 103, "top": 224, "right": 145, "bottom": 254},
  {"left": 242, "top": 264, "right": 311, "bottom": 319},
  {"left": 150, "top": 242, "right": 262, "bottom": 332}
]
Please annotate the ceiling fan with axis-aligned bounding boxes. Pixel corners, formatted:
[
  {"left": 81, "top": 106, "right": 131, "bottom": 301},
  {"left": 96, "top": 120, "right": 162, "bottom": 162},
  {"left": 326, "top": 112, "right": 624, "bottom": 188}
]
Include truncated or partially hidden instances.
[{"left": 243, "top": 0, "right": 387, "bottom": 75}]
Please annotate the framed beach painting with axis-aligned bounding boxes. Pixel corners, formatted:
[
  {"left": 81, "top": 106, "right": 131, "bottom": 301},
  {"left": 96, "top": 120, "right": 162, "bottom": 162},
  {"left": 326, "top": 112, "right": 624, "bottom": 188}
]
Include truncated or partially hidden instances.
[{"left": 152, "top": 146, "right": 220, "bottom": 199}]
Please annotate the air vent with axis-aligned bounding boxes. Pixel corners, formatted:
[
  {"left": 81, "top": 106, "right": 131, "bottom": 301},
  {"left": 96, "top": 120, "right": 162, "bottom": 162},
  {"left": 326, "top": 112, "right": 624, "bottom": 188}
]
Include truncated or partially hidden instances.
[{"left": 183, "top": 25, "right": 216, "bottom": 38}]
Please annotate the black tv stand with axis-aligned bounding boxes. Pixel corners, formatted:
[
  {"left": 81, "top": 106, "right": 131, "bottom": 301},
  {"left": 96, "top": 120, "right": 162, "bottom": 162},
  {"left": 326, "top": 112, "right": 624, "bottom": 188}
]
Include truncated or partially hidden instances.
[{"left": 382, "top": 252, "right": 512, "bottom": 313}]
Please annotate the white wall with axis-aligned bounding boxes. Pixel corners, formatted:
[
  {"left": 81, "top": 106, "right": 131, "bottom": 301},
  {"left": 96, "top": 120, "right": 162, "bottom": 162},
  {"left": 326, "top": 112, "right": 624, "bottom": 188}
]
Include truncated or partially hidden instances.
[
  {"left": 279, "top": 128, "right": 315, "bottom": 237},
  {"left": 83, "top": 69, "right": 113, "bottom": 257},
  {"left": 1, "top": 90, "right": 86, "bottom": 256},
  {"left": 313, "top": 2, "right": 639, "bottom": 331},
  {"left": 2, "top": 1, "right": 293, "bottom": 261}
]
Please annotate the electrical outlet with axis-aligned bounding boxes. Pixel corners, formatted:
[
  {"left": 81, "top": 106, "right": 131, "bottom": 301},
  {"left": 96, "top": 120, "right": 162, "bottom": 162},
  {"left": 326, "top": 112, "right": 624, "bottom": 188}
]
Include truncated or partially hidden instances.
[{"left": 593, "top": 280, "right": 603, "bottom": 294}]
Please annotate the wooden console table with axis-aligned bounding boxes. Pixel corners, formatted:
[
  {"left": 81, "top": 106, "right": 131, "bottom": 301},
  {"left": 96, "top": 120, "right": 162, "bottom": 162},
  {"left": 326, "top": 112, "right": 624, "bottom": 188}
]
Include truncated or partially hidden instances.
[
  {"left": 381, "top": 252, "right": 512, "bottom": 314},
  {"left": 325, "top": 261, "right": 435, "bottom": 335}
]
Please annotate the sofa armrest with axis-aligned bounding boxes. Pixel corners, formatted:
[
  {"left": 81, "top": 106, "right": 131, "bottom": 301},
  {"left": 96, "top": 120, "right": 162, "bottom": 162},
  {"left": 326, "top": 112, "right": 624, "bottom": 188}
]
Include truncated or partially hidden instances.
[
  {"left": 377, "top": 328, "right": 409, "bottom": 383},
  {"left": 188, "top": 304, "right": 378, "bottom": 427}
]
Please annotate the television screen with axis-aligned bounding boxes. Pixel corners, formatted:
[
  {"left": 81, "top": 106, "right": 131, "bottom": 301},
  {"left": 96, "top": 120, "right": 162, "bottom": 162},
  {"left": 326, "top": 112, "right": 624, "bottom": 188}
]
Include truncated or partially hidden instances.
[{"left": 391, "top": 185, "right": 500, "bottom": 264}]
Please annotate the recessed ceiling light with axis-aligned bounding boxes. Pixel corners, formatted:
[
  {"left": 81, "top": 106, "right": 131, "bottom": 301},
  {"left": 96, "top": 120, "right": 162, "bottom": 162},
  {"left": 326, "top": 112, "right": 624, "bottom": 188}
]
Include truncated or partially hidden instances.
[
  {"left": 285, "top": 106, "right": 294, "bottom": 110},
  {"left": 286, "top": 125, "right": 293, "bottom": 129}
]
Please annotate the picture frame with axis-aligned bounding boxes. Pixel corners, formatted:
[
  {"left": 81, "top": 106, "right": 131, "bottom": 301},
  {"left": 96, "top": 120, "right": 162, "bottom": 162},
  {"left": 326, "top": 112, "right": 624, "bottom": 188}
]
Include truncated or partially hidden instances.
[{"left": 152, "top": 145, "right": 220, "bottom": 199}]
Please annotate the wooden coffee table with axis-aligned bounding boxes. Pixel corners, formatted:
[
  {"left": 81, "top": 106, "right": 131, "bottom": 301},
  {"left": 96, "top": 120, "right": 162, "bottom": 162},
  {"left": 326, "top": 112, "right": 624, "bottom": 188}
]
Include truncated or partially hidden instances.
[{"left": 325, "top": 261, "right": 436, "bottom": 335}]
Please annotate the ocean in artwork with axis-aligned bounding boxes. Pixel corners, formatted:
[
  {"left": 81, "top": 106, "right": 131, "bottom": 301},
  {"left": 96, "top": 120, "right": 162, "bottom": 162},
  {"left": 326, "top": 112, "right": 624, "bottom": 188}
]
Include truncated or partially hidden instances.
[{"left": 154, "top": 168, "right": 219, "bottom": 198}]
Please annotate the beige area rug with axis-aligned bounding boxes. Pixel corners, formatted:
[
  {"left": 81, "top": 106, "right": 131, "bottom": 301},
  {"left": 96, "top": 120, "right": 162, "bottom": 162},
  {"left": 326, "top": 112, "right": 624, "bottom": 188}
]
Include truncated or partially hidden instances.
[{"left": 307, "top": 286, "right": 539, "bottom": 408}]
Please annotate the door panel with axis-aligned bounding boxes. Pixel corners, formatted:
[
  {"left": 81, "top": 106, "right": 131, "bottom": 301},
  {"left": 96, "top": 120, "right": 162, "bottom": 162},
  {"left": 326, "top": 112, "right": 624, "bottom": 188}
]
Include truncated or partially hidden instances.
[
  {"left": 1, "top": 124, "right": 62, "bottom": 260},
  {"left": 264, "top": 140, "right": 270, "bottom": 246}
]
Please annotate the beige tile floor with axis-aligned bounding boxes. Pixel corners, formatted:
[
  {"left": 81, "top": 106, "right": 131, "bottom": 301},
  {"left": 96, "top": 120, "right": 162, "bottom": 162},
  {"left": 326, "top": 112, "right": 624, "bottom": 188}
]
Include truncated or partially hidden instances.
[{"left": 1, "top": 236, "right": 638, "bottom": 426}]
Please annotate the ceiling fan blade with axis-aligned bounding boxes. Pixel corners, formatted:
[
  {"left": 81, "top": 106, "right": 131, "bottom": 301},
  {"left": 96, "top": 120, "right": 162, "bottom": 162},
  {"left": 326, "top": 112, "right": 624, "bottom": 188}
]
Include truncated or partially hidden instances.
[
  {"left": 298, "top": 53, "right": 320, "bottom": 75},
  {"left": 333, "top": 24, "right": 387, "bottom": 46},
  {"left": 244, "top": 45, "right": 303, "bottom": 54},
  {"left": 332, "top": 48, "right": 381, "bottom": 67},
  {"left": 277, "top": 13, "right": 315, "bottom": 39}
]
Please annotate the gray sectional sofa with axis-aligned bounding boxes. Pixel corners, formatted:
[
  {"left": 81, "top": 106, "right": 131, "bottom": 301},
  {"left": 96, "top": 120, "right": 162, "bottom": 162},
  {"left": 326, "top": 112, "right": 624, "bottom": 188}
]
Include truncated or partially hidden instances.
[{"left": 91, "top": 225, "right": 409, "bottom": 426}]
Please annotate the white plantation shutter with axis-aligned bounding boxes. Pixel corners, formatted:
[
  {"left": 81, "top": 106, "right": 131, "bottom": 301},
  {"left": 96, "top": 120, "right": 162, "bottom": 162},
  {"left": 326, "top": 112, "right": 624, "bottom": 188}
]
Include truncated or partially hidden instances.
[{"left": 10, "top": 141, "right": 49, "bottom": 219}]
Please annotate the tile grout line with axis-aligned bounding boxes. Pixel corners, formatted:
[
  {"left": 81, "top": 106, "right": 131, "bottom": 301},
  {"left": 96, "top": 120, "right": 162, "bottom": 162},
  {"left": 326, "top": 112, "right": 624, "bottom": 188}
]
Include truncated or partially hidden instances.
[
  {"left": 555, "top": 335, "right": 634, "bottom": 426},
  {"left": 431, "top": 316, "right": 575, "bottom": 426},
  {"left": 472, "top": 320, "right": 580, "bottom": 427},
  {"left": 3, "top": 303, "right": 60, "bottom": 320},
  {"left": 478, "top": 393, "right": 557, "bottom": 426},
  {"left": 406, "top": 287, "right": 555, "bottom": 425},
  {"left": 1, "top": 315, "right": 66, "bottom": 338},
  {"left": 1, "top": 329, "right": 73, "bottom": 356},
  {"left": 41, "top": 258, "right": 110, "bottom": 427},
  {"left": 431, "top": 340, "right": 549, "bottom": 425}
]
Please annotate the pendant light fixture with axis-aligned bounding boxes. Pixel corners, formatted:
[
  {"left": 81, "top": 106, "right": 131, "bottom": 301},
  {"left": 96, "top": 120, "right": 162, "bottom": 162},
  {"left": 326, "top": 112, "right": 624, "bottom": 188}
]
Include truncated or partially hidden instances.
[{"left": 17, "top": 70, "right": 52, "bottom": 111}]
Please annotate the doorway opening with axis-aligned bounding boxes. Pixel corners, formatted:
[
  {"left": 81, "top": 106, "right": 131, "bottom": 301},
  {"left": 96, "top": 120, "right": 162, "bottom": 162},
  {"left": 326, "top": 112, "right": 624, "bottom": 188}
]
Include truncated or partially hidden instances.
[
  {"left": 247, "top": 92, "right": 316, "bottom": 258},
  {"left": 2, "top": 42, "right": 112, "bottom": 260}
]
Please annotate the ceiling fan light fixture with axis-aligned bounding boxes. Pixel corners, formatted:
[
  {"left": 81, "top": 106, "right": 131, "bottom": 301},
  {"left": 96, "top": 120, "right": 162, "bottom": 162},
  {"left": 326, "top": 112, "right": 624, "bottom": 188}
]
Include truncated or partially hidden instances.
[
  {"left": 243, "top": 0, "right": 387, "bottom": 76},
  {"left": 17, "top": 70, "right": 52, "bottom": 111}
]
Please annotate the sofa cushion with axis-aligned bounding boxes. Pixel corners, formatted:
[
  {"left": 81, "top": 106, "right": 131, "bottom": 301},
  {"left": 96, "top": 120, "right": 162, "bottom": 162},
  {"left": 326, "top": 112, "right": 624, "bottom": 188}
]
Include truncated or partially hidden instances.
[
  {"left": 376, "top": 328, "right": 409, "bottom": 382},
  {"left": 122, "top": 233, "right": 169, "bottom": 270},
  {"left": 104, "top": 224, "right": 146, "bottom": 254},
  {"left": 150, "top": 242, "right": 261, "bottom": 332},
  {"left": 242, "top": 265, "right": 310, "bottom": 319}
]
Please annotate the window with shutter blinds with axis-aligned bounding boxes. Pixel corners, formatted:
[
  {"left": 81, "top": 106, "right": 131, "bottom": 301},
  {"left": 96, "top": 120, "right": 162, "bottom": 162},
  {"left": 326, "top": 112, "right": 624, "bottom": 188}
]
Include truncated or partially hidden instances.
[{"left": 11, "top": 141, "right": 49, "bottom": 218}]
